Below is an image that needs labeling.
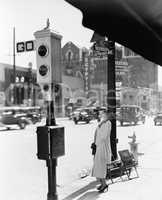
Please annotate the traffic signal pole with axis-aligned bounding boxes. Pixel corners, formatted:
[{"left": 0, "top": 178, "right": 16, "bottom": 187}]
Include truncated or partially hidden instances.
[
  {"left": 46, "top": 87, "right": 57, "bottom": 200},
  {"left": 107, "top": 37, "right": 117, "bottom": 160},
  {"left": 35, "top": 25, "right": 64, "bottom": 200},
  {"left": 46, "top": 159, "right": 58, "bottom": 200}
]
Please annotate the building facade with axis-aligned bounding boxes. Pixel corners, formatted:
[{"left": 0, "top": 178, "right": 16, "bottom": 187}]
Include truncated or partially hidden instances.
[
  {"left": 0, "top": 42, "right": 159, "bottom": 114},
  {"left": 121, "top": 47, "right": 158, "bottom": 112}
]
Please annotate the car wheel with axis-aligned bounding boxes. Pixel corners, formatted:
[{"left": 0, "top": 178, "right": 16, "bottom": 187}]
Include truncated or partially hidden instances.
[
  {"left": 120, "top": 121, "right": 123, "bottom": 126},
  {"left": 74, "top": 119, "right": 78, "bottom": 124},
  {"left": 142, "top": 119, "right": 145, "bottom": 124},
  {"left": 19, "top": 121, "right": 26, "bottom": 129},
  {"left": 154, "top": 122, "right": 157, "bottom": 126},
  {"left": 86, "top": 120, "right": 90, "bottom": 124}
]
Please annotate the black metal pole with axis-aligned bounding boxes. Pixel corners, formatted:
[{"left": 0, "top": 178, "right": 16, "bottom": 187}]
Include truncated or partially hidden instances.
[
  {"left": 46, "top": 100, "right": 56, "bottom": 126},
  {"left": 46, "top": 83, "right": 57, "bottom": 200},
  {"left": 107, "top": 37, "right": 117, "bottom": 160},
  {"left": 46, "top": 159, "right": 58, "bottom": 200}
]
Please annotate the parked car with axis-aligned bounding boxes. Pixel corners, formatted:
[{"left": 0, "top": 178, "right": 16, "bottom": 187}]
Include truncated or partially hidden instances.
[
  {"left": 154, "top": 113, "right": 162, "bottom": 125},
  {"left": 117, "top": 105, "right": 145, "bottom": 126},
  {"left": 0, "top": 107, "right": 31, "bottom": 130},
  {"left": 23, "top": 106, "right": 42, "bottom": 124},
  {"left": 72, "top": 108, "right": 92, "bottom": 124}
]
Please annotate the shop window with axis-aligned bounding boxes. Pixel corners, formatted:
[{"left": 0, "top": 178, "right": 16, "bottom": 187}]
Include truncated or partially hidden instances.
[{"left": 143, "top": 96, "right": 146, "bottom": 100}]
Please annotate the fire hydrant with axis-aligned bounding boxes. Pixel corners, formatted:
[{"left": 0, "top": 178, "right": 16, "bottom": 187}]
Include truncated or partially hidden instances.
[{"left": 128, "top": 132, "right": 139, "bottom": 163}]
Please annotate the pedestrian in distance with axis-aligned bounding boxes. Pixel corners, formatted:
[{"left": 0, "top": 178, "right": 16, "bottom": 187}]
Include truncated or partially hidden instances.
[{"left": 91, "top": 110, "right": 112, "bottom": 193}]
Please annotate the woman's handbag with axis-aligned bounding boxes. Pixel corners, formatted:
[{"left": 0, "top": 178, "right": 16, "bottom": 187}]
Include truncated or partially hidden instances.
[{"left": 91, "top": 142, "right": 97, "bottom": 155}]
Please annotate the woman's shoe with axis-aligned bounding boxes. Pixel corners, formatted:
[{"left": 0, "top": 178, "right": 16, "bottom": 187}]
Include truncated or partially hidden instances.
[
  {"left": 97, "top": 184, "right": 102, "bottom": 190},
  {"left": 98, "top": 184, "right": 108, "bottom": 193}
]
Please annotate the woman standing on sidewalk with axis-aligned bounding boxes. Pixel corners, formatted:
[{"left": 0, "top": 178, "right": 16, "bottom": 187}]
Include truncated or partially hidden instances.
[{"left": 92, "top": 110, "right": 112, "bottom": 193}]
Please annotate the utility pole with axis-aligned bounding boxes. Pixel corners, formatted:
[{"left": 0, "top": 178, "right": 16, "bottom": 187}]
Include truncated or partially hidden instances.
[
  {"left": 13, "top": 27, "right": 16, "bottom": 104},
  {"left": 35, "top": 25, "right": 65, "bottom": 200}
]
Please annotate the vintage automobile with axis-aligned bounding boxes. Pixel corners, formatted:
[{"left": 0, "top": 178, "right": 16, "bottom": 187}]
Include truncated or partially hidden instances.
[
  {"left": 72, "top": 108, "right": 92, "bottom": 124},
  {"left": 23, "top": 106, "right": 42, "bottom": 124},
  {"left": 0, "top": 107, "right": 31, "bottom": 130},
  {"left": 117, "top": 105, "right": 146, "bottom": 126},
  {"left": 154, "top": 113, "right": 162, "bottom": 125}
]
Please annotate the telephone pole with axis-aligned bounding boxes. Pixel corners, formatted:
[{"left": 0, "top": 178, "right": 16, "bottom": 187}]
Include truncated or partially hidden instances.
[{"left": 13, "top": 27, "right": 16, "bottom": 104}]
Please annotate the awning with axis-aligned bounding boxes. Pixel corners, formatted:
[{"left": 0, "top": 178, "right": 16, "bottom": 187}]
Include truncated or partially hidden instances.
[{"left": 65, "top": 0, "right": 162, "bottom": 66}]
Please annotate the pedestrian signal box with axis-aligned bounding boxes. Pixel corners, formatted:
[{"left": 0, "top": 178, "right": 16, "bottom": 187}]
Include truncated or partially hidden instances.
[{"left": 36, "top": 126, "right": 65, "bottom": 160}]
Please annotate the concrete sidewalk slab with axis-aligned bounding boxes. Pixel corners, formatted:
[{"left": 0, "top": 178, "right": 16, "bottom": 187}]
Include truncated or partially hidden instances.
[{"left": 58, "top": 157, "right": 162, "bottom": 200}]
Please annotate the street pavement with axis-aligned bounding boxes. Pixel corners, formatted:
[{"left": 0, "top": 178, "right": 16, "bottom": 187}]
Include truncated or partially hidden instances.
[
  {"left": 0, "top": 117, "right": 162, "bottom": 200},
  {"left": 59, "top": 117, "right": 162, "bottom": 200}
]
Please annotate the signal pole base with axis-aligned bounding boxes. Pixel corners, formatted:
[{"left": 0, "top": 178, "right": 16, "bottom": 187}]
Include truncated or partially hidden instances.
[
  {"left": 47, "top": 193, "right": 58, "bottom": 200},
  {"left": 46, "top": 159, "right": 58, "bottom": 200}
]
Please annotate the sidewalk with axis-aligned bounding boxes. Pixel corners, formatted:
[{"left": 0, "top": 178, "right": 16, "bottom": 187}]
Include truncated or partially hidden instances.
[{"left": 58, "top": 151, "right": 162, "bottom": 200}]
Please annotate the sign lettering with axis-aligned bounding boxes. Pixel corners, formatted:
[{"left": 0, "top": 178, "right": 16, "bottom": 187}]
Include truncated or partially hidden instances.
[
  {"left": 16, "top": 40, "right": 35, "bottom": 53},
  {"left": 16, "top": 42, "right": 25, "bottom": 53}
]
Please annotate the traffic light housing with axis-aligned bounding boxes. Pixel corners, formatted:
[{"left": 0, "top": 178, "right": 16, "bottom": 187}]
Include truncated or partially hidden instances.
[
  {"left": 34, "top": 29, "right": 62, "bottom": 85},
  {"left": 34, "top": 28, "right": 63, "bottom": 116}
]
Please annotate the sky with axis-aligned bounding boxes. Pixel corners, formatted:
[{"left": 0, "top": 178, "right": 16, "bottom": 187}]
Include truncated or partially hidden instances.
[
  {"left": 0, "top": 0, "right": 93, "bottom": 67},
  {"left": 0, "top": 0, "right": 162, "bottom": 86}
]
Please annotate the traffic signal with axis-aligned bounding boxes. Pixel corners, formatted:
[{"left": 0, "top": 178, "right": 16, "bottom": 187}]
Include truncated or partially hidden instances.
[
  {"left": 35, "top": 42, "right": 50, "bottom": 84},
  {"left": 66, "top": 0, "right": 162, "bottom": 66},
  {"left": 34, "top": 29, "right": 62, "bottom": 98}
]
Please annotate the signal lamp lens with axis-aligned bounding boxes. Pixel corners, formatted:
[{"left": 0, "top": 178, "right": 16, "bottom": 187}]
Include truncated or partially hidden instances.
[
  {"left": 38, "top": 45, "right": 48, "bottom": 57},
  {"left": 39, "top": 65, "right": 48, "bottom": 76}
]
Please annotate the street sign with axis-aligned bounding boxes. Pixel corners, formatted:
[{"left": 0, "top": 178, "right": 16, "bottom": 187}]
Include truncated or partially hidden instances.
[
  {"left": 93, "top": 43, "right": 108, "bottom": 52},
  {"left": 92, "top": 51, "right": 107, "bottom": 58},
  {"left": 16, "top": 40, "right": 35, "bottom": 53}
]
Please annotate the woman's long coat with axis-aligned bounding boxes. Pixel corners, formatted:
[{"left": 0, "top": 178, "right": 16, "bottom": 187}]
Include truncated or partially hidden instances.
[{"left": 92, "top": 120, "right": 112, "bottom": 179}]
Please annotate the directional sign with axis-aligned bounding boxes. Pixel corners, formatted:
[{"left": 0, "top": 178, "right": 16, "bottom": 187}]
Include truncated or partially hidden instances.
[
  {"left": 93, "top": 43, "right": 108, "bottom": 52},
  {"left": 92, "top": 51, "right": 107, "bottom": 58},
  {"left": 25, "top": 40, "right": 35, "bottom": 52},
  {"left": 16, "top": 40, "right": 35, "bottom": 53},
  {"left": 16, "top": 42, "right": 25, "bottom": 53}
]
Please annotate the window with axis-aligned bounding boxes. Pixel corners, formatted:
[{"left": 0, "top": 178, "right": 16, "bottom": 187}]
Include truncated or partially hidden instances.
[
  {"left": 68, "top": 51, "right": 71, "bottom": 62},
  {"left": 143, "top": 96, "right": 146, "bottom": 100}
]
